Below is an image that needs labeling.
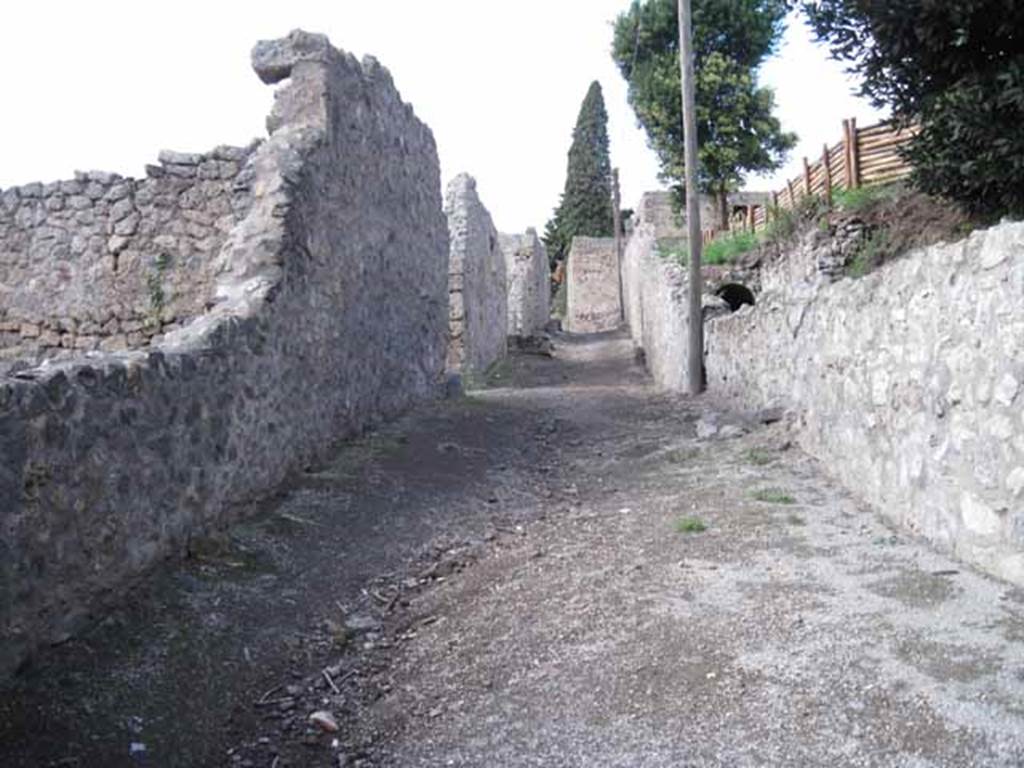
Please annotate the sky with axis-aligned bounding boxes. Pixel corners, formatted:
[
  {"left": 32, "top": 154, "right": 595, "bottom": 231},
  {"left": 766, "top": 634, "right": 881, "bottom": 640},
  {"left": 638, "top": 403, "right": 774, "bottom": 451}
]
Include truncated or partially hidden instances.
[{"left": 0, "top": 1, "right": 886, "bottom": 234}]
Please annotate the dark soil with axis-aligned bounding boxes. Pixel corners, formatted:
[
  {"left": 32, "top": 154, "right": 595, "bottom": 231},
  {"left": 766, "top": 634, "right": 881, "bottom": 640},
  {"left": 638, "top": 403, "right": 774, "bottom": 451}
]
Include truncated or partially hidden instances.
[{"left": 856, "top": 188, "right": 974, "bottom": 257}]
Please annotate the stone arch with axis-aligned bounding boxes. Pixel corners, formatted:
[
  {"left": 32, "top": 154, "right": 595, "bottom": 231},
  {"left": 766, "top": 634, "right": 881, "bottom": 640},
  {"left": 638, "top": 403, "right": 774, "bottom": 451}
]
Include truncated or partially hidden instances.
[{"left": 716, "top": 283, "right": 756, "bottom": 312}]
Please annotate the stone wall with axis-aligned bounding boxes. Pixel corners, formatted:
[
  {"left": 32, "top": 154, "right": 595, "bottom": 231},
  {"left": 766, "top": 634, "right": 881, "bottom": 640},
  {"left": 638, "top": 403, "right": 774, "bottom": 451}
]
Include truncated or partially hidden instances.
[
  {"left": 444, "top": 174, "right": 507, "bottom": 375},
  {"left": 565, "top": 236, "right": 621, "bottom": 334},
  {"left": 633, "top": 191, "right": 687, "bottom": 239},
  {"left": 0, "top": 30, "right": 449, "bottom": 677},
  {"left": 631, "top": 190, "right": 769, "bottom": 239},
  {"left": 501, "top": 228, "right": 550, "bottom": 338},
  {"left": 706, "top": 222, "right": 1024, "bottom": 584},
  {"left": 621, "top": 194, "right": 696, "bottom": 392},
  {"left": 0, "top": 146, "right": 257, "bottom": 371}
]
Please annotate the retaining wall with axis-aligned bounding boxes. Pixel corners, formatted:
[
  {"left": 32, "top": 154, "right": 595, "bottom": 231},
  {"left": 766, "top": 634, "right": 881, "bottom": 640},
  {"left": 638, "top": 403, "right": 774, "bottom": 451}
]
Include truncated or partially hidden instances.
[
  {"left": 501, "top": 228, "right": 549, "bottom": 338},
  {"left": 623, "top": 189, "right": 1024, "bottom": 583},
  {"left": 706, "top": 222, "right": 1024, "bottom": 584},
  {"left": 0, "top": 30, "right": 449, "bottom": 676},
  {"left": 444, "top": 175, "right": 507, "bottom": 375}
]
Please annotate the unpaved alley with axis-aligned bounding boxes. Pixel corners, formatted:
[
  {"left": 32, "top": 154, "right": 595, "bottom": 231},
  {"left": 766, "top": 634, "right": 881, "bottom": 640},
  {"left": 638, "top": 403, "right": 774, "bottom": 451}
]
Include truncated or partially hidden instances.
[{"left": 3, "top": 332, "right": 1024, "bottom": 767}]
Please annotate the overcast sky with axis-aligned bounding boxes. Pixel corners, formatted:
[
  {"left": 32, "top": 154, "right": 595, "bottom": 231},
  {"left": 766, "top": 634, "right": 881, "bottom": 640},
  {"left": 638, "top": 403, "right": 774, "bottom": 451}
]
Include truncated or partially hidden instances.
[{"left": 0, "top": 1, "right": 885, "bottom": 233}]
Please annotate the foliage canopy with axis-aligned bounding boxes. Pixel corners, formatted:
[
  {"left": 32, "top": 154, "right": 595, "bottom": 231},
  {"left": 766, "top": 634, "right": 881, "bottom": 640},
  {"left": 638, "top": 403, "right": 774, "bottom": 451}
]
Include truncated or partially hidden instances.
[
  {"left": 611, "top": 0, "right": 796, "bottom": 226},
  {"left": 804, "top": 0, "right": 1024, "bottom": 217}
]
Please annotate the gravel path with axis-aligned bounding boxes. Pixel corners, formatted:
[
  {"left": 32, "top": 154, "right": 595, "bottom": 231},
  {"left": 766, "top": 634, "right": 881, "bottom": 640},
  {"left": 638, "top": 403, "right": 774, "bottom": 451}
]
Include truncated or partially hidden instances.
[{"left": 2, "top": 331, "right": 1023, "bottom": 767}]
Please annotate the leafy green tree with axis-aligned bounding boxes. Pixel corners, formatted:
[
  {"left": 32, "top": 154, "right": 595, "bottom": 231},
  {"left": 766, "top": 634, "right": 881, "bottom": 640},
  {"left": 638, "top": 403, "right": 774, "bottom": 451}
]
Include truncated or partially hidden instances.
[
  {"left": 804, "top": 0, "right": 1024, "bottom": 217},
  {"left": 612, "top": 0, "right": 796, "bottom": 229},
  {"left": 544, "top": 82, "right": 615, "bottom": 266}
]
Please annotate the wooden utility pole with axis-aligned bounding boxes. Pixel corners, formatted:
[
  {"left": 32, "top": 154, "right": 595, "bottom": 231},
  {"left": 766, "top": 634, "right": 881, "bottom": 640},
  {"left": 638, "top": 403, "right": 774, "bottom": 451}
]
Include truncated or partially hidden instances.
[
  {"left": 678, "top": 0, "right": 704, "bottom": 394},
  {"left": 612, "top": 168, "right": 624, "bottom": 323}
]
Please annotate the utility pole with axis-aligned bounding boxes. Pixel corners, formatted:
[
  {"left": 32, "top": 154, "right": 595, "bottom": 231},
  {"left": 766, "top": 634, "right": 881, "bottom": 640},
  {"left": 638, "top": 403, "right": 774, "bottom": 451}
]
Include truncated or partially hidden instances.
[
  {"left": 678, "top": 0, "right": 704, "bottom": 394},
  {"left": 612, "top": 168, "right": 624, "bottom": 323}
]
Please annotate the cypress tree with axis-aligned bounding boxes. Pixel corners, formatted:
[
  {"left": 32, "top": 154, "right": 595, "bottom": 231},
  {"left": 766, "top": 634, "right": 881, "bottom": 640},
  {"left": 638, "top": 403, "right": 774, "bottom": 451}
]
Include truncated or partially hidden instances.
[{"left": 544, "top": 82, "right": 615, "bottom": 266}]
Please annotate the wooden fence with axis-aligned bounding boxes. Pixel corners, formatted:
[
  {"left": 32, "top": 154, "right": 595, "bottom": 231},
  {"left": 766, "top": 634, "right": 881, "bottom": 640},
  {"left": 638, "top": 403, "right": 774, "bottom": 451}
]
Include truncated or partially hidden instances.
[{"left": 707, "top": 117, "right": 918, "bottom": 241}]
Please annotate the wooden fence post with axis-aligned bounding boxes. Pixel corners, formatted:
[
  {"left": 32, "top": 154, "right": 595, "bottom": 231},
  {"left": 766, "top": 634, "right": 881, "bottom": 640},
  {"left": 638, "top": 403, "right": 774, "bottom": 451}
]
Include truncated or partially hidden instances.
[
  {"left": 786, "top": 177, "right": 796, "bottom": 208},
  {"left": 849, "top": 117, "right": 861, "bottom": 189},
  {"left": 822, "top": 143, "right": 833, "bottom": 207},
  {"left": 747, "top": 205, "right": 755, "bottom": 232},
  {"left": 842, "top": 119, "right": 852, "bottom": 189},
  {"left": 803, "top": 157, "right": 813, "bottom": 196}
]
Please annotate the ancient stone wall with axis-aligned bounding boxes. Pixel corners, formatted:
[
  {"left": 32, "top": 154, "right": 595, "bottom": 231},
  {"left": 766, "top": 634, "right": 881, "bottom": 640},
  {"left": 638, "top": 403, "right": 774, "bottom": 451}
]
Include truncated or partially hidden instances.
[
  {"left": 621, "top": 194, "right": 696, "bottom": 392},
  {"left": 501, "top": 228, "right": 549, "bottom": 338},
  {"left": 0, "top": 146, "right": 257, "bottom": 372},
  {"left": 444, "top": 175, "right": 507, "bottom": 375},
  {"left": 706, "top": 222, "right": 1024, "bottom": 584},
  {"left": 565, "top": 237, "right": 621, "bottom": 334},
  {"left": 0, "top": 30, "right": 449, "bottom": 676}
]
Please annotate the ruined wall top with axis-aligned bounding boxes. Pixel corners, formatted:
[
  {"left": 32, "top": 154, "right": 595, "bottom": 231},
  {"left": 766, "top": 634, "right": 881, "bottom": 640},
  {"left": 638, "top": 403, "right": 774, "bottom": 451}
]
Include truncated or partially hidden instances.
[
  {"left": 0, "top": 28, "right": 436, "bottom": 378},
  {"left": 0, "top": 29, "right": 448, "bottom": 678}
]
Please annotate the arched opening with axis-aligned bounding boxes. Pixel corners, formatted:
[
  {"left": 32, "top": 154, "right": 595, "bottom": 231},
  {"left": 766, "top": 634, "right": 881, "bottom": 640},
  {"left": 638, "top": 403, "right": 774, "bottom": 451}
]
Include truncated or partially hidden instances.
[{"left": 716, "top": 283, "right": 756, "bottom": 312}]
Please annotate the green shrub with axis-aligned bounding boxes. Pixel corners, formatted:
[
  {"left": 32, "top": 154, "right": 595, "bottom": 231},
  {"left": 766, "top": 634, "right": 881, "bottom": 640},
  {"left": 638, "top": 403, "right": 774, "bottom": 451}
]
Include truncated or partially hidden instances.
[
  {"left": 847, "top": 228, "right": 892, "bottom": 278},
  {"left": 655, "top": 237, "right": 688, "bottom": 266},
  {"left": 832, "top": 183, "right": 900, "bottom": 213},
  {"left": 704, "top": 231, "right": 759, "bottom": 265},
  {"left": 805, "top": 0, "right": 1024, "bottom": 219}
]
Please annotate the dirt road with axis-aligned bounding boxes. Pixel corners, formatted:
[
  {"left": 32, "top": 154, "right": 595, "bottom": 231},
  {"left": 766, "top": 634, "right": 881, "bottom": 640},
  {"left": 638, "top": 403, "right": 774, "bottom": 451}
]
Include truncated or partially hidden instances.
[{"left": 3, "top": 332, "right": 1023, "bottom": 767}]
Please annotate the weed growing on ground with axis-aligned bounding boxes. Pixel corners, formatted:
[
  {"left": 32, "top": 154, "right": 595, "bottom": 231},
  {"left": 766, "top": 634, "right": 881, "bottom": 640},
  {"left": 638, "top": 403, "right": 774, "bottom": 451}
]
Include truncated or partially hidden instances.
[
  {"left": 848, "top": 228, "right": 893, "bottom": 278},
  {"left": 833, "top": 183, "right": 901, "bottom": 213},
  {"left": 762, "top": 206, "right": 797, "bottom": 245},
  {"left": 655, "top": 237, "right": 688, "bottom": 266},
  {"left": 745, "top": 448, "right": 774, "bottom": 466},
  {"left": 752, "top": 488, "right": 796, "bottom": 505},
  {"left": 704, "top": 231, "right": 759, "bottom": 265},
  {"left": 676, "top": 516, "right": 707, "bottom": 534},
  {"left": 665, "top": 447, "right": 700, "bottom": 464}
]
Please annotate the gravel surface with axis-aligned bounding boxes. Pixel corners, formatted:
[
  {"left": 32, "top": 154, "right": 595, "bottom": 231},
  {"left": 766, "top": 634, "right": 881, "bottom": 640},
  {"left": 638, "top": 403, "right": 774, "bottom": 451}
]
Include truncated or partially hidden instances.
[{"left": 2, "top": 331, "right": 1023, "bottom": 767}]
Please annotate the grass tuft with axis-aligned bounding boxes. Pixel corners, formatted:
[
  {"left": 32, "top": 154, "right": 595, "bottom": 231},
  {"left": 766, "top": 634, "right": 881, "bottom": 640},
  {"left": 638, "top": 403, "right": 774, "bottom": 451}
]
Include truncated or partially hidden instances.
[
  {"left": 847, "top": 228, "right": 892, "bottom": 279},
  {"left": 665, "top": 447, "right": 700, "bottom": 464},
  {"left": 676, "top": 516, "right": 707, "bottom": 534},
  {"left": 745, "top": 448, "right": 774, "bottom": 466},
  {"left": 703, "top": 231, "right": 759, "bottom": 265},
  {"left": 751, "top": 488, "right": 796, "bottom": 505},
  {"left": 832, "top": 183, "right": 901, "bottom": 213}
]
